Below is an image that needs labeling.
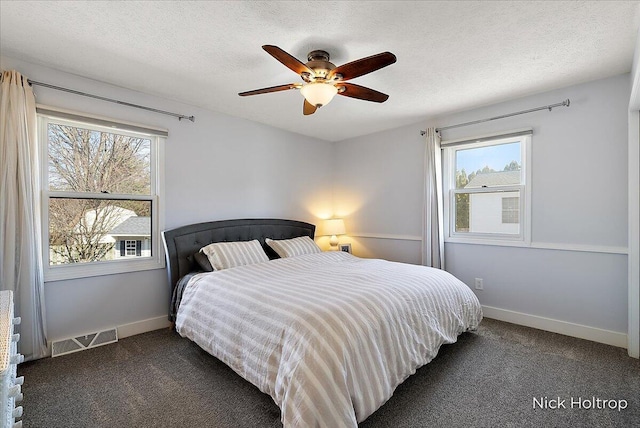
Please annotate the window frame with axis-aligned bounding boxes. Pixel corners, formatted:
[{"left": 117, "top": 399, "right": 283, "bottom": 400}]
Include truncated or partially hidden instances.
[
  {"left": 38, "top": 109, "right": 165, "bottom": 282},
  {"left": 442, "top": 131, "right": 531, "bottom": 246}
]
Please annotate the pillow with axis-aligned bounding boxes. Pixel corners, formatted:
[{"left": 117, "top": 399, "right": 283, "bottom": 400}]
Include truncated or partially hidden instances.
[
  {"left": 192, "top": 251, "right": 214, "bottom": 272},
  {"left": 265, "top": 236, "right": 321, "bottom": 258},
  {"left": 200, "top": 239, "right": 269, "bottom": 271}
]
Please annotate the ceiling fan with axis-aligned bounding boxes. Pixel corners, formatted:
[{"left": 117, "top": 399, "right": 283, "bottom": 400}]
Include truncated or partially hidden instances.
[{"left": 238, "top": 45, "right": 397, "bottom": 115}]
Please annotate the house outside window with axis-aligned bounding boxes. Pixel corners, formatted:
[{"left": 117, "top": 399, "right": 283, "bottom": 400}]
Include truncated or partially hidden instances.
[
  {"left": 112, "top": 217, "right": 152, "bottom": 258},
  {"left": 443, "top": 130, "right": 531, "bottom": 244},
  {"left": 38, "top": 109, "right": 165, "bottom": 281}
]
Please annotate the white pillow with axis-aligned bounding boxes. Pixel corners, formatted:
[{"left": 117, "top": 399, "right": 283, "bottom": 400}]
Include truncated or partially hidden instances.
[
  {"left": 266, "top": 236, "right": 321, "bottom": 258},
  {"left": 200, "top": 239, "right": 269, "bottom": 271}
]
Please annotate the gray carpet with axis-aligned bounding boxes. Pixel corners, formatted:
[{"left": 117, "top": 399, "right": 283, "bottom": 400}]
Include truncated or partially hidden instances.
[{"left": 18, "top": 319, "right": 639, "bottom": 427}]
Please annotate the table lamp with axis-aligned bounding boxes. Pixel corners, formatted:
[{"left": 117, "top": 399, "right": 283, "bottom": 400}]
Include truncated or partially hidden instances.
[{"left": 323, "top": 218, "right": 346, "bottom": 251}]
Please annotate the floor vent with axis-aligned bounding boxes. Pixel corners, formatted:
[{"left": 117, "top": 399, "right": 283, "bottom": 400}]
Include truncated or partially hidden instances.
[{"left": 51, "top": 328, "right": 118, "bottom": 357}]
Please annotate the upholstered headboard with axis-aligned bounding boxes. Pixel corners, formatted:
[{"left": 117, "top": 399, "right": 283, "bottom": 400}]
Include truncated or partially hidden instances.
[{"left": 162, "top": 218, "right": 316, "bottom": 320}]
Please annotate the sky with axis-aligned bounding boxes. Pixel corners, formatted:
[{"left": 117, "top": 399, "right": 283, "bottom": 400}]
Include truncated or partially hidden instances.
[{"left": 455, "top": 141, "right": 520, "bottom": 174}]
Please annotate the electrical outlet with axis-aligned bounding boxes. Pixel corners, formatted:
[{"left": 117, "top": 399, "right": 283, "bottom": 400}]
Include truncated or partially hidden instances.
[{"left": 474, "top": 278, "right": 484, "bottom": 290}]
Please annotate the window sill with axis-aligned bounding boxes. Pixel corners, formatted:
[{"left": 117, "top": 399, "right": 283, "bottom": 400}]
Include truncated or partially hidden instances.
[
  {"left": 444, "top": 238, "right": 628, "bottom": 255},
  {"left": 44, "top": 257, "right": 165, "bottom": 283},
  {"left": 445, "top": 236, "right": 529, "bottom": 248}
]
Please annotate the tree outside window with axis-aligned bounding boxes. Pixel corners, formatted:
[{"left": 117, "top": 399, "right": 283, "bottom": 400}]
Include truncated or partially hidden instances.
[{"left": 46, "top": 121, "right": 152, "bottom": 265}]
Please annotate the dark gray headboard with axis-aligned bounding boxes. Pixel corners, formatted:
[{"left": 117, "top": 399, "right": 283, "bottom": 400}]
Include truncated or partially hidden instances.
[{"left": 162, "top": 218, "right": 316, "bottom": 320}]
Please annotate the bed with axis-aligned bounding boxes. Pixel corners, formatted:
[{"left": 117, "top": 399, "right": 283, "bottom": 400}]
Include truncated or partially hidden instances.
[{"left": 162, "top": 218, "right": 482, "bottom": 427}]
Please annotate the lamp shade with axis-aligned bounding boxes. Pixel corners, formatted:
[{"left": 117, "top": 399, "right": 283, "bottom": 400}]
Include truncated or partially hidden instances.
[
  {"left": 323, "top": 218, "right": 346, "bottom": 236},
  {"left": 300, "top": 82, "right": 338, "bottom": 107}
]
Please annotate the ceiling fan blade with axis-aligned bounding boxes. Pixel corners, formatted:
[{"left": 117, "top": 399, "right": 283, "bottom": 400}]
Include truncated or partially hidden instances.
[
  {"left": 303, "top": 99, "right": 317, "bottom": 115},
  {"left": 329, "top": 52, "right": 396, "bottom": 81},
  {"left": 338, "top": 82, "right": 389, "bottom": 103},
  {"left": 263, "top": 45, "right": 314, "bottom": 76},
  {"left": 238, "top": 83, "right": 299, "bottom": 96}
]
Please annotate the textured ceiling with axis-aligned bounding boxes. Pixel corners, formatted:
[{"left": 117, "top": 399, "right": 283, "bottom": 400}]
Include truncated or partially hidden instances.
[{"left": 1, "top": 1, "right": 639, "bottom": 142}]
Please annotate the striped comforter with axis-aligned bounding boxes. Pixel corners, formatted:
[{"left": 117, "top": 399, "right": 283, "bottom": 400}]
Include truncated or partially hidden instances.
[{"left": 176, "top": 251, "right": 482, "bottom": 427}]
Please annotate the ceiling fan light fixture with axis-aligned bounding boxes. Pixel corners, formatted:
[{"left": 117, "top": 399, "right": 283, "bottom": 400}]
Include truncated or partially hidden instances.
[{"left": 300, "top": 82, "right": 338, "bottom": 107}]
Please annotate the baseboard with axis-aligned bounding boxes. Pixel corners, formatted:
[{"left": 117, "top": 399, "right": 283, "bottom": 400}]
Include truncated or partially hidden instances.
[
  {"left": 116, "top": 315, "right": 171, "bottom": 339},
  {"left": 482, "top": 305, "right": 628, "bottom": 349}
]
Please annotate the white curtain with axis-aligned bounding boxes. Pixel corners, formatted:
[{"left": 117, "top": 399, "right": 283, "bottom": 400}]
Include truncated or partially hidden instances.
[
  {"left": 422, "top": 127, "right": 444, "bottom": 269},
  {"left": 0, "top": 70, "right": 48, "bottom": 360}
]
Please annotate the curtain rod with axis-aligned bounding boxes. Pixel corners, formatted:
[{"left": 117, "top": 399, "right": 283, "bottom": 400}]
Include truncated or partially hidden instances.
[
  {"left": 27, "top": 79, "right": 195, "bottom": 122},
  {"left": 420, "top": 99, "right": 570, "bottom": 136}
]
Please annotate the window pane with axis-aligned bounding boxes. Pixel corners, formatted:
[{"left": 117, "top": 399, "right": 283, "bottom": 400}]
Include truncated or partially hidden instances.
[
  {"left": 502, "top": 197, "right": 519, "bottom": 224},
  {"left": 455, "top": 193, "right": 470, "bottom": 232},
  {"left": 48, "top": 198, "right": 151, "bottom": 265},
  {"left": 455, "top": 142, "right": 521, "bottom": 189},
  {"left": 455, "top": 190, "right": 520, "bottom": 235},
  {"left": 47, "top": 122, "right": 151, "bottom": 194}
]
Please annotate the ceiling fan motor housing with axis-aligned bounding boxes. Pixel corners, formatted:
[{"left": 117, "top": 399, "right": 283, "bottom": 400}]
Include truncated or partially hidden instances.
[{"left": 305, "top": 50, "right": 336, "bottom": 80}]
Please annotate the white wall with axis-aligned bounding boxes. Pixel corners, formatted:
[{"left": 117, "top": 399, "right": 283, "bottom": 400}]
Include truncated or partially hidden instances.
[
  {"left": 334, "top": 74, "right": 630, "bottom": 343},
  {"left": 1, "top": 56, "right": 334, "bottom": 343}
]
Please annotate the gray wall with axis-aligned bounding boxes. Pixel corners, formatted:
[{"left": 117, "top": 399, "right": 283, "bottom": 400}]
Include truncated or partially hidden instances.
[
  {"left": 0, "top": 55, "right": 631, "bottom": 344},
  {"left": 334, "top": 74, "right": 630, "bottom": 335},
  {"left": 1, "top": 56, "right": 334, "bottom": 341}
]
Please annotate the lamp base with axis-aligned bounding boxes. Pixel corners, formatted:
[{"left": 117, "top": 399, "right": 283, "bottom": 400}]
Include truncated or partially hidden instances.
[{"left": 329, "top": 235, "right": 339, "bottom": 251}]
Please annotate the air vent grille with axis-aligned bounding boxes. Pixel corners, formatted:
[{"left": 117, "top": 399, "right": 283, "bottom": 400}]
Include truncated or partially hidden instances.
[{"left": 51, "top": 328, "right": 118, "bottom": 357}]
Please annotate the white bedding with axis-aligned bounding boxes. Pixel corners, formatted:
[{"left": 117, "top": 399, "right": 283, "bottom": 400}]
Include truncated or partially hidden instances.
[{"left": 176, "top": 251, "right": 482, "bottom": 427}]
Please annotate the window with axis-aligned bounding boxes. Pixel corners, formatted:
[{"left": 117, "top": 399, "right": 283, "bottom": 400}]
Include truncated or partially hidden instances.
[
  {"left": 502, "top": 197, "right": 519, "bottom": 224},
  {"left": 443, "top": 131, "right": 530, "bottom": 243},
  {"left": 39, "top": 110, "right": 165, "bottom": 281},
  {"left": 125, "top": 240, "right": 137, "bottom": 257}
]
